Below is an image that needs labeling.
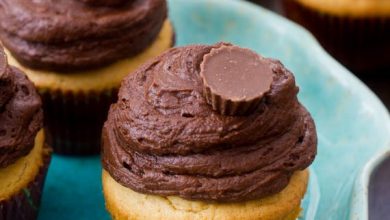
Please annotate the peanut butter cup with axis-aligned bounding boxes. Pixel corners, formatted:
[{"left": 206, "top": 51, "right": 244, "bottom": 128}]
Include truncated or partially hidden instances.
[{"left": 200, "top": 45, "right": 273, "bottom": 115}]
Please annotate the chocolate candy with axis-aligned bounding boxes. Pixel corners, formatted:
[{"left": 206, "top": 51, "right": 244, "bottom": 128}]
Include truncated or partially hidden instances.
[{"left": 200, "top": 45, "right": 273, "bottom": 115}]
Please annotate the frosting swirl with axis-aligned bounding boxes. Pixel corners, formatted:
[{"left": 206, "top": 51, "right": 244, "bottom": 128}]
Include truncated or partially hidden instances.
[
  {"left": 0, "top": 47, "right": 43, "bottom": 168},
  {"left": 0, "top": 0, "right": 167, "bottom": 71},
  {"left": 102, "top": 43, "right": 317, "bottom": 202}
]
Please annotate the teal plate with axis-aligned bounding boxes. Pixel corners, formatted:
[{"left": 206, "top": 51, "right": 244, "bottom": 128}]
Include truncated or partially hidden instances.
[{"left": 37, "top": 0, "right": 390, "bottom": 219}]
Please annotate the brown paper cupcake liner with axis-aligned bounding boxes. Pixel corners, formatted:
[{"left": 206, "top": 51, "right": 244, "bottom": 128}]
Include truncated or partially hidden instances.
[
  {"left": 0, "top": 145, "right": 51, "bottom": 220},
  {"left": 41, "top": 88, "right": 118, "bottom": 155},
  {"left": 40, "top": 33, "right": 176, "bottom": 156},
  {"left": 283, "top": 0, "right": 390, "bottom": 74}
]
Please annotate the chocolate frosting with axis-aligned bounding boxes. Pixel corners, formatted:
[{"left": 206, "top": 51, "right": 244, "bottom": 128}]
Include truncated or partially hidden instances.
[
  {"left": 78, "top": 0, "right": 130, "bottom": 7},
  {"left": 0, "top": 47, "right": 43, "bottom": 168},
  {"left": 102, "top": 43, "right": 317, "bottom": 202},
  {"left": 0, "top": 0, "right": 167, "bottom": 71}
]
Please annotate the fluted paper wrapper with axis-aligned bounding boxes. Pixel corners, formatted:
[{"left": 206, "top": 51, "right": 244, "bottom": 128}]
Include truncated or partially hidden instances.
[
  {"left": 38, "top": 34, "right": 176, "bottom": 155},
  {"left": 41, "top": 89, "right": 117, "bottom": 155}
]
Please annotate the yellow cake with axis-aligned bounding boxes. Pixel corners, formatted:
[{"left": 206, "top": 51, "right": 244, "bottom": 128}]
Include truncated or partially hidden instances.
[
  {"left": 103, "top": 169, "right": 308, "bottom": 220},
  {"left": 0, "top": 130, "right": 49, "bottom": 201},
  {"left": 5, "top": 20, "right": 174, "bottom": 93},
  {"left": 295, "top": 0, "right": 390, "bottom": 17}
]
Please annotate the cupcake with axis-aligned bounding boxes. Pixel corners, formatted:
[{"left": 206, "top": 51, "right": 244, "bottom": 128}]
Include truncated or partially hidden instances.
[
  {"left": 102, "top": 43, "right": 317, "bottom": 219},
  {"left": 0, "top": 47, "right": 51, "bottom": 220},
  {"left": 0, "top": 0, "right": 175, "bottom": 155},
  {"left": 283, "top": 0, "right": 390, "bottom": 73}
]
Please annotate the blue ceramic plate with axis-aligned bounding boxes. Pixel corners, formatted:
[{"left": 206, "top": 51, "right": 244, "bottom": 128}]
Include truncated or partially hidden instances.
[{"left": 37, "top": 0, "right": 390, "bottom": 219}]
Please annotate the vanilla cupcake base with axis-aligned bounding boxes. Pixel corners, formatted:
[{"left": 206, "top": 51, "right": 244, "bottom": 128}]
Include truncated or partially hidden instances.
[
  {"left": 0, "top": 130, "right": 51, "bottom": 220},
  {"left": 3, "top": 20, "right": 174, "bottom": 155},
  {"left": 102, "top": 169, "right": 308, "bottom": 220},
  {"left": 5, "top": 20, "right": 174, "bottom": 93}
]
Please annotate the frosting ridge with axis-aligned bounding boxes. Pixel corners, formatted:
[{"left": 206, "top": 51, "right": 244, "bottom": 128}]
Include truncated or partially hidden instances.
[{"left": 0, "top": 0, "right": 167, "bottom": 71}]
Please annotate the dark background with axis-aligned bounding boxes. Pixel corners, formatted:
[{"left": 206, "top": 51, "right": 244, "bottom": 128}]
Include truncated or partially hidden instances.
[{"left": 250, "top": 0, "right": 390, "bottom": 110}]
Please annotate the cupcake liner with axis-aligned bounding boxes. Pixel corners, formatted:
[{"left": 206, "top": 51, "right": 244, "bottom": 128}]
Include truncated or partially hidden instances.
[
  {"left": 0, "top": 146, "right": 51, "bottom": 220},
  {"left": 41, "top": 88, "right": 117, "bottom": 155},
  {"left": 283, "top": 0, "right": 390, "bottom": 74},
  {"left": 40, "top": 32, "right": 176, "bottom": 156}
]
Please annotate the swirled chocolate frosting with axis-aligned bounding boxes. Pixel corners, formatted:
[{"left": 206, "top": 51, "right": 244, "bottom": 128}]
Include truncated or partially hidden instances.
[
  {"left": 102, "top": 43, "right": 317, "bottom": 202},
  {"left": 78, "top": 0, "right": 129, "bottom": 7},
  {"left": 0, "top": 0, "right": 167, "bottom": 71},
  {"left": 0, "top": 47, "right": 43, "bottom": 168}
]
